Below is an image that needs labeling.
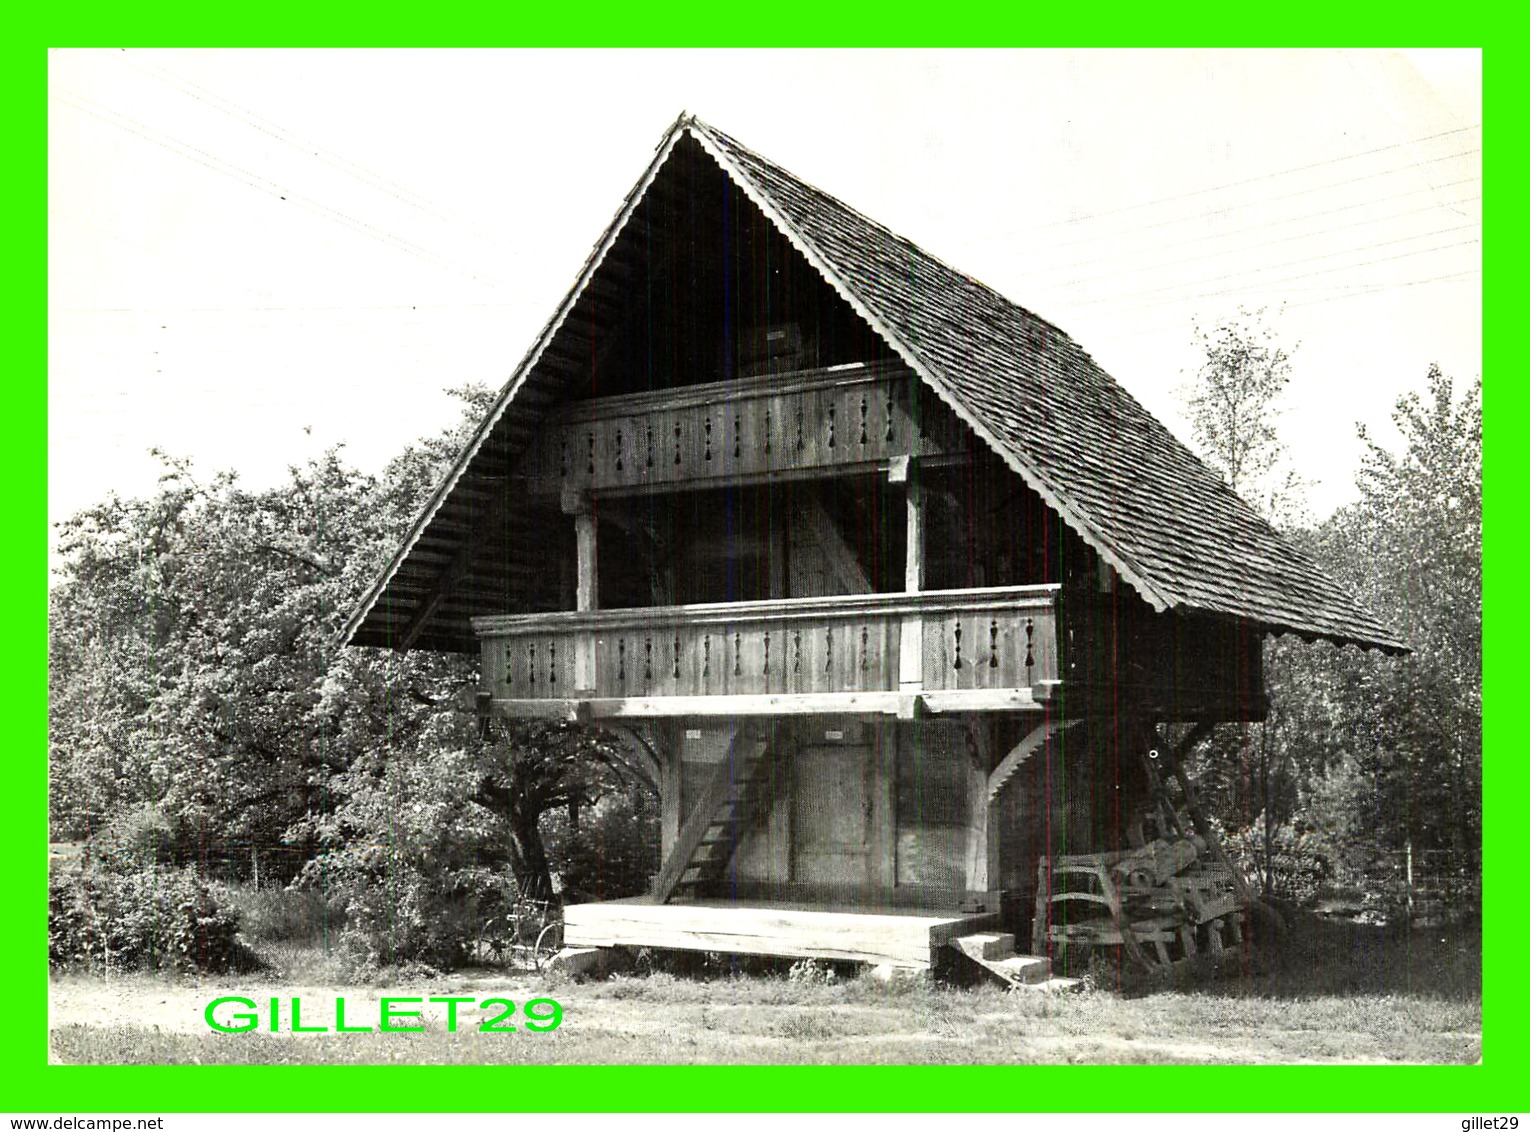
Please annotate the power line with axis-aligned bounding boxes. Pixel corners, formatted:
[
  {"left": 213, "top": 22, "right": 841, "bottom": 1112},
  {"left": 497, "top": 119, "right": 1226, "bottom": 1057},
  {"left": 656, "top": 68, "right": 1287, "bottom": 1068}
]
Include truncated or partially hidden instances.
[
  {"left": 49, "top": 208, "right": 286, "bottom": 304},
  {"left": 1092, "top": 237, "right": 1480, "bottom": 318},
  {"left": 1077, "top": 223, "right": 1479, "bottom": 309},
  {"left": 114, "top": 51, "right": 519, "bottom": 252},
  {"left": 1087, "top": 269, "right": 1480, "bottom": 353},
  {"left": 991, "top": 145, "right": 1481, "bottom": 261},
  {"left": 54, "top": 301, "right": 524, "bottom": 314},
  {"left": 1280, "top": 269, "right": 1479, "bottom": 311},
  {"left": 1043, "top": 191, "right": 1479, "bottom": 292},
  {"left": 1020, "top": 178, "right": 1479, "bottom": 283},
  {"left": 1011, "top": 123, "right": 1480, "bottom": 236},
  {"left": 52, "top": 87, "right": 510, "bottom": 291}
]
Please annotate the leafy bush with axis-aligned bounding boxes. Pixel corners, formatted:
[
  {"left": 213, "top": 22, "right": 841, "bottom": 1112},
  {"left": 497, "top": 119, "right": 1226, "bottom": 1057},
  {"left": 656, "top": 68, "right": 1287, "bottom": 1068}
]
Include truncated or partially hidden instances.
[
  {"left": 786, "top": 959, "right": 838, "bottom": 987},
  {"left": 293, "top": 729, "right": 518, "bottom": 973},
  {"left": 1222, "top": 820, "right": 1333, "bottom": 905},
  {"left": 85, "top": 803, "right": 180, "bottom": 872},
  {"left": 49, "top": 864, "right": 243, "bottom": 973},
  {"left": 226, "top": 883, "right": 344, "bottom": 945},
  {"left": 304, "top": 851, "right": 516, "bottom": 974},
  {"left": 543, "top": 791, "right": 659, "bottom": 902}
]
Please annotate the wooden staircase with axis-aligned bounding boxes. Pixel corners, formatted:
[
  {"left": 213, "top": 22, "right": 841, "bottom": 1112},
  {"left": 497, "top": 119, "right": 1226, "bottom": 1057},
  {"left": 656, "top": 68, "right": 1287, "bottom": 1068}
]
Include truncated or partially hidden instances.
[{"left": 651, "top": 726, "right": 777, "bottom": 904}]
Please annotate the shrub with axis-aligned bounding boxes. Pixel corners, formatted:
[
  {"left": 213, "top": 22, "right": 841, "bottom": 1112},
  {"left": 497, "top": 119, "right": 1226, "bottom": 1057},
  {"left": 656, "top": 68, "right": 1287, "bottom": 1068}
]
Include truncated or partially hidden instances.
[
  {"left": 1222, "top": 821, "right": 1333, "bottom": 906},
  {"left": 227, "top": 884, "right": 344, "bottom": 945},
  {"left": 84, "top": 804, "right": 179, "bottom": 873},
  {"left": 298, "top": 848, "right": 517, "bottom": 974},
  {"left": 786, "top": 959, "right": 838, "bottom": 987},
  {"left": 49, "top": 864, "right": 243, "bottom": 974},
  {"left": 543, "top": 791, "right": 659, "bottom": 902}
]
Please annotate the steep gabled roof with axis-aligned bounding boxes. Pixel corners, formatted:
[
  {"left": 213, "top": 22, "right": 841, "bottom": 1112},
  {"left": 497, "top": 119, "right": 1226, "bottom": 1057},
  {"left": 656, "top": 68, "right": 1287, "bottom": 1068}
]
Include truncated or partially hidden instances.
[{"left": 344, "top": 114, "right": 1406, "bottom": 654}]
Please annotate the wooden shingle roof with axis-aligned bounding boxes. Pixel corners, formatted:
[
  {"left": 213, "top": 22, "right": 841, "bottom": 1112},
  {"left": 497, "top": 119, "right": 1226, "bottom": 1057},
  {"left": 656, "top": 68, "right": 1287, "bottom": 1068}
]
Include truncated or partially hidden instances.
[{"left": 344, "top": 114, "right": 1405, "bottom": 654}]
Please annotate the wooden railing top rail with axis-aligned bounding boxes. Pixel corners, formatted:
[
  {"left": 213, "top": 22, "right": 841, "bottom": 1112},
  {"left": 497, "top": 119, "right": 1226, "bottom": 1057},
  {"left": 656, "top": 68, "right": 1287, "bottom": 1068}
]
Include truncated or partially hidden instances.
[
  {"left": 548, "top": 359, "right": 912, "bottom": 423},
  {"left": 472, "top": 584, "right": 1061, "bottom": 637}
]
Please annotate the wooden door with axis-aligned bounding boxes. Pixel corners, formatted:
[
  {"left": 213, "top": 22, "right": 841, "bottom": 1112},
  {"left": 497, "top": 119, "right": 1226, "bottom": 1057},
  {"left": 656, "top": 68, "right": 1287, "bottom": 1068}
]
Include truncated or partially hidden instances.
[{"left": 793, "top": 744, "right": 873, "bottom": 886}]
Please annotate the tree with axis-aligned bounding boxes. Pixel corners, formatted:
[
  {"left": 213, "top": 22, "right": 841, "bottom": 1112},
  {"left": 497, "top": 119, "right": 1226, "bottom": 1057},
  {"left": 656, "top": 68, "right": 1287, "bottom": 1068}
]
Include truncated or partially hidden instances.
[
  {"left": 48, "top": 387, "right": 492, "bottom": 871},
  {"left": 1181, "top": 308, "right": 1308, "bottom": 897},
  {"left": 50, "top": 381, "right": 664, "bottom": 967},
  {"left": 47, "top": 448, "right": 445, "bottom": 872},
  {"left": 1311, "top": 366, "right": 1482, "bottom": 871},
  {"left": 473, "top": 719, "right": 649, "bottom": 903},
  {"left": 1184, "top": 306, "right": 1307, "bottom": 526}
]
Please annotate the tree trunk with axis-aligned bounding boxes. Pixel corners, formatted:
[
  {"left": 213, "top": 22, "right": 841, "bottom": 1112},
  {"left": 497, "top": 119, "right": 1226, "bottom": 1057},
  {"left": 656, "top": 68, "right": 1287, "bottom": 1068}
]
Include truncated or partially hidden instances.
[{"left": 508, "top": 803, "right": 555, "bottom": 905}]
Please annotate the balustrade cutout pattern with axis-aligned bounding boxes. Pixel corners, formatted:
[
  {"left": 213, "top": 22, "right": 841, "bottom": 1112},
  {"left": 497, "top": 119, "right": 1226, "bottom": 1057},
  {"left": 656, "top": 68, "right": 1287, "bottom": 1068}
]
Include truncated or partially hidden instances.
[
  {"left": 527, "top": 362, "right": 957, "bottom": 495},
  {"left": 476, "top": 588, "right": 1059, "bottom": 703}
]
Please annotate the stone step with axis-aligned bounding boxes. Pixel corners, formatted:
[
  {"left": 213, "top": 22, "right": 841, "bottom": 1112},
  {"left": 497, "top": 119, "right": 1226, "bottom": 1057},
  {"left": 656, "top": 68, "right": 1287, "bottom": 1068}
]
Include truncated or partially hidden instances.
[
  {"left": 1010, "top": 976, "right": 1084, "bottom": 994},
  {"left": 952, "top": 932, "right": 1016, "bottom": 962},
  {"left": 950, "top": 934, "right": 1053, "bottom": 987},
  {"left": 545, "top": 947, "right": 603, "bottom": 976},
  {"left": 989, "top": 954, "right": 1052, "bottom": 985}
]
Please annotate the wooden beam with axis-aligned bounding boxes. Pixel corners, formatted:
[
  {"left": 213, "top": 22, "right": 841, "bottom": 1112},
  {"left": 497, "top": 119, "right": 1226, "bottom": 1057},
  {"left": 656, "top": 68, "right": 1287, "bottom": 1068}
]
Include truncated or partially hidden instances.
[
  {"left": 487, "top": 698, "right": 583, "bottom": 722},
  {"left": 987, "top": 719, "right": 1076, "bottom": 802},
  {"left": 574, "top": 511, "right": 597, "bottom": 613},
  {"left": 715, "top": 878, "right": 1003, "bottom": 911},
  {"left": 973, "top": 719, "right": 1077, "bottom": 896},
  {"left": 797, "top": 495, "right": 872, "bottom": 595},
  {"left": 563, "top": 492, "right": 597, "bottom": 690},
  {"left": 485, "top": 687, "right": 1053, "bottom": 721},
  {"left": 526, "top": 454, "right": 972, "bottom": 500},
  {"left": 964, "top": 721, "right": 992, "bottom": 893},
  {"left": 593, "top": 692, "right": 909, "bottom": 718},
  {"left": 660, "top": 722, "right": 681, "bottom": 863},
  {"left": 921, "top": 689, "right": 1043, "bottom": 713},
  {"left": 562, "top": 901, "right": 999, "bottom": 969},
  {"left": 899, "top": 455, "right": 925, "bottom": 699}
]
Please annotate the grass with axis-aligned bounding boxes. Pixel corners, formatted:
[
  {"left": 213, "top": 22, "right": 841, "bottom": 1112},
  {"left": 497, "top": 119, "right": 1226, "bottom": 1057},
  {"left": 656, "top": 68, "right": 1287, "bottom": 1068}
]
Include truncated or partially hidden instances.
[{"left": 48, "top": 910, "right": 1482, "bottom": 1066}]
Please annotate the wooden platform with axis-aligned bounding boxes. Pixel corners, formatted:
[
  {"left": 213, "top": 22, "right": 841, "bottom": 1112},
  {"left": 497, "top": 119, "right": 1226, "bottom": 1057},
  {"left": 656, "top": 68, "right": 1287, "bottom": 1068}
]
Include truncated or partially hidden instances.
[{"left": 562, "top": 899, "right": 1000, "bottom": 969}]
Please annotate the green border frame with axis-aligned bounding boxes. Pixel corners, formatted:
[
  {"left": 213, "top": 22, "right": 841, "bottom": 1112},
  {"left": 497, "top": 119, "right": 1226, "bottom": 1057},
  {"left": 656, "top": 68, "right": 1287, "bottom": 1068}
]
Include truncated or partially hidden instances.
[{"left": 17, "top": 19, "right": 1512, "bottom": 1114}]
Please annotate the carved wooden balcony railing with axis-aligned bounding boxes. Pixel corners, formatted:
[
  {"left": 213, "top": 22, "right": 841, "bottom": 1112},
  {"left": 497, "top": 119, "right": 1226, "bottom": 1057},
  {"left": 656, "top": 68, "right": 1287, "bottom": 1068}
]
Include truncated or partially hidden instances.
[
  {"left": 525, "top": 360, "right": 961, "bottom": 496},
  {"left": 473, "top": 585, "right": 1060, "bottom": 719}
]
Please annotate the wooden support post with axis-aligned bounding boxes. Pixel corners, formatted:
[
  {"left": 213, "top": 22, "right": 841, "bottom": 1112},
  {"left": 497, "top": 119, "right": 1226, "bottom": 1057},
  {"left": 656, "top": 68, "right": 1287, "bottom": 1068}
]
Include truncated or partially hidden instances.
[
  {"left": 964, "top": 720, "right": 992, "bottom": 894},
  {"left": 892, "top": 455, "right": 924, "bottom": 593},
  {"left": 892, "top": 455, "right": 925, "bottom": 697},
  {"left": 564, "top": 490, "right": 598, "bottom": 694},
  {"left": 565, "top": 497, "right": 599, "bottom": 613},
  {"left": 978, "top": 720, "right": 1075, "bottom": 900},
  {"left": 660, "top": 724, "right": 681, "bottom": 863}
]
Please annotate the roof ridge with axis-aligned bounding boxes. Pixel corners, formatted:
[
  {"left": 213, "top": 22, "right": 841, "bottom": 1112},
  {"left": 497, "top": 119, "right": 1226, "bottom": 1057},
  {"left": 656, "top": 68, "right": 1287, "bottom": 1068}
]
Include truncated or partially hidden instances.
[{"left": 687, "top": 117, "right": 1086, "bottom": 353}]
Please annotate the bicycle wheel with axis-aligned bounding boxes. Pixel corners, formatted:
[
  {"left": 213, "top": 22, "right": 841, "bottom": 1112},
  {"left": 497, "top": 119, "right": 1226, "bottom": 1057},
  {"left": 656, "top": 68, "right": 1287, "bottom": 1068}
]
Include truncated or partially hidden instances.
[{"left": 533, "top": 920, "right": 564, "bottom": 970}]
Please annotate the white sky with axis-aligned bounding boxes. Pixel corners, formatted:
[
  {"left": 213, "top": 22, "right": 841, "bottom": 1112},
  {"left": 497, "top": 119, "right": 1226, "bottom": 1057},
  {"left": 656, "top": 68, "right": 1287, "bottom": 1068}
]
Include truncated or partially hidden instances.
[{"left": 48, "top": 48, "right": 1481, "bottom": 543}]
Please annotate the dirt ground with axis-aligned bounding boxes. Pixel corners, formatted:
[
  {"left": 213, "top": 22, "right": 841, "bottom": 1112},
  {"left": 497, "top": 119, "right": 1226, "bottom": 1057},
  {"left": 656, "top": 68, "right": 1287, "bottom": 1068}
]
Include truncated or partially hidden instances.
[
  {"left": 48, "top": 958, "right": 1482, "bottom": 1066},
  {"left": 49, "top": 968, "right": 541, "bottom": 1036}
]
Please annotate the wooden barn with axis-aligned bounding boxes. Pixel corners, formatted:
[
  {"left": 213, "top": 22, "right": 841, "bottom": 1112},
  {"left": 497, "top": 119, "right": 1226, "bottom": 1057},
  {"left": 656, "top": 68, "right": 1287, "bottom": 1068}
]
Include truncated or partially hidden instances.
[{"left": 343, "top": 114, "right": 1404, "bottom": 980}]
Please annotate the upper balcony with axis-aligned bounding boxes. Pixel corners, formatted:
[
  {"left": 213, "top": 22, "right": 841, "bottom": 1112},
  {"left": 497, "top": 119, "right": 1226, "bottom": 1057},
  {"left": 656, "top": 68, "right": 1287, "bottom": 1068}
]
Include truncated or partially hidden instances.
[{"left": 525, "top": 360, "right": 962, "bottom": 498}]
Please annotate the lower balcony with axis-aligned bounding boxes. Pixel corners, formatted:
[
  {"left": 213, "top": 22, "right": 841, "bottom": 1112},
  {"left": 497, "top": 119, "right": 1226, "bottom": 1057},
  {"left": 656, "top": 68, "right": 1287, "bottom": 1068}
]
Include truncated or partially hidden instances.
[{"left": 472, "top": 584, "right": 1060, "bottom": 719}]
